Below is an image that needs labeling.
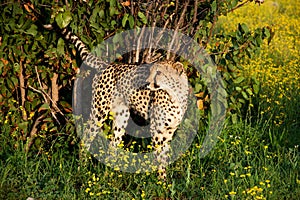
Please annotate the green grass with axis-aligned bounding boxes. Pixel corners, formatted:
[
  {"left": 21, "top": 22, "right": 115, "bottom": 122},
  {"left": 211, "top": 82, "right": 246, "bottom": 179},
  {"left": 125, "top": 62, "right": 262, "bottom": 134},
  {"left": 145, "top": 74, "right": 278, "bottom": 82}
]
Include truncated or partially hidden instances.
[{"left": 1, "top": 105, "right": 299, "bottom": 199}]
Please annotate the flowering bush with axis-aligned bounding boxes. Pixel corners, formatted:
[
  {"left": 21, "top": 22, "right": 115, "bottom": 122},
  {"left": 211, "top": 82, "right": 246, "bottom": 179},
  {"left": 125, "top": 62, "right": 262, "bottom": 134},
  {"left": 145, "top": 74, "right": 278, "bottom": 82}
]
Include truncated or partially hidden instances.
[{"left": 217, "top": 0, "right": 300, "bottom": 139}]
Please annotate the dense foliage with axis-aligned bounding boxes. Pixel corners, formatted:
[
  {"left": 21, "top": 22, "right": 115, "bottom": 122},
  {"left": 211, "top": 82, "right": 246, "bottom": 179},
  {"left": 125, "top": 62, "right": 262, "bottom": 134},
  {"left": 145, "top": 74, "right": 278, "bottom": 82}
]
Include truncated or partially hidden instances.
[{"left": 0, "top": 0, "right": 269, "bottom": 151}]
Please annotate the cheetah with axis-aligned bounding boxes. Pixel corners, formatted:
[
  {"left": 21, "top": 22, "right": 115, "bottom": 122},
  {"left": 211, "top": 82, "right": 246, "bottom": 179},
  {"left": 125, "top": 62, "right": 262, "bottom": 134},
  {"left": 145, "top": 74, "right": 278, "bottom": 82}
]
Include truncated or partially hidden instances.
[{"left": 50, "top": 25, "right": 189, "bottom": 180}]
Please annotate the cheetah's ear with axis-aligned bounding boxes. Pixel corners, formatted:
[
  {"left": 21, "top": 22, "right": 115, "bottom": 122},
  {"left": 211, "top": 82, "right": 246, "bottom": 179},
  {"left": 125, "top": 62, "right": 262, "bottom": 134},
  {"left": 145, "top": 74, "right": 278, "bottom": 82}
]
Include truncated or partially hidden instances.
[
  {"left": 173, "top": 62, "right": 183, "bottom": 68},
  {"left": 173, "top": 62, "right": 184, "bottom": 75}
]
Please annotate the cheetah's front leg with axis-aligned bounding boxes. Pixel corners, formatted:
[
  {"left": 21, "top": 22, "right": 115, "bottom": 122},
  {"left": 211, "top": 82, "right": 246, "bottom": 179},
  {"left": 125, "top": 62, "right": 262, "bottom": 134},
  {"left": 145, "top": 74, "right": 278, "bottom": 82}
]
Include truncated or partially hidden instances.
[
  {"left": 150, "top": 90, "right": 183, "bottom": 180},
  {"left": 151, "top": 126, "right": 176, "bottom": 181}
]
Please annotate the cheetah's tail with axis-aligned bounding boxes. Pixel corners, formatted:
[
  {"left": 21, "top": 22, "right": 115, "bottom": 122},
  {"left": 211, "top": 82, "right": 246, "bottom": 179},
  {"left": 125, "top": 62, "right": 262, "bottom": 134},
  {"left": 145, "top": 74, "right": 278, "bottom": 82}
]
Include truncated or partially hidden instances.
[{"left": 43, "top": 23, "right": 89, "bottom": 61}]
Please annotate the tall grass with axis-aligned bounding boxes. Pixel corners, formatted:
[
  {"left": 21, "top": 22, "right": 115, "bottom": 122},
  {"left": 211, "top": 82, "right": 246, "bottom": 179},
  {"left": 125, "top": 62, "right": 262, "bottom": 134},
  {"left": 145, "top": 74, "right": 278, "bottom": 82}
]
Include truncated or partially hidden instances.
[{"left": 1, "top": 115, "right": 299, "bottom": 199}]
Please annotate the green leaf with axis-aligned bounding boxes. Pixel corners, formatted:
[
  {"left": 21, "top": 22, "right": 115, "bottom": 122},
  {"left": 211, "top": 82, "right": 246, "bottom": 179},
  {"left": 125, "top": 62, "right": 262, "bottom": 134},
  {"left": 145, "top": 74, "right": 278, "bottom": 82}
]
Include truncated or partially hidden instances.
[
  {"left": 112, "top": 34, "right": 121, "bottom": 43},
  {"left": 238, "top": 98, "right": 245, "bottom": 104},
  {"left": 111, "top": 20, "right": 116, "bottom": 26},
  {"left": 255, "top": 35, "right": 263, "bottom": 45},
  {"left": 128, "top": 15, "right": 135, "bottom": 28},
  {"left": 211, "top": 1, "right": 217, "bottom": 12},
  {"left": 55, "top": 11, "right": 72, "bottom": 29},
  {"left": 230, "top": 96, "right": 236, "bottom": 103},
  {"left": 231, "top": 113, "right": 237, "bottom": 124},
  {"left": 8, "top": 77, "right": 18, "bottom": 89},
  {"left": 195, "top": 83, "right": 202, "bottom": 93},
  {"left": 253, "top": 84, "right": 260, "bottom": 95},
  {"left": 230, "top": 0, "right": 239, "bottom": 9},
  {"left": 246, "top": 88, "right": 253, "bottom": 96},
  {"left": 116, "top": 53, "right": 122, "bottom": 59},
  {"left": 235, "top": 86, "right": 242, "bottom": 91},
  {"left": 38, "top": 103, "right": 50, "bottom": 112},
  {"left": 138, "top": 12, "right": 147, "bottom": 24},
  {"left": 109, "top": 6, "right": 117, "bottom": 16},
  {"left": 239, "top": 23, "right": 249, "bottom": 34},
  {"left": 99, "top": 10, "right": 105, "bottom": 18},
  {"left": 57, "top": 38, "right": 65, "bottom": 56},
  {"left": 241, "top": 91, "right": 248, "bottom": 99},
  {"left": 228, "top": 64, "right": 236, "bottom": 71},
  {"left": 13, "top": 63, "right": 20, "bottom": 73},
  {"left": 233, "top": 77, "right": 245, "bottom": 84},
  {"left": 18, "top": 122, "right": 29, "bottom": 131},
  {"left": 25, "top": 24, "right": 38, "bottom": 36},
  {"left": 232, "top": 38, "right": 238, "bottom": 49},
  {"left": 43, "top": 117, "right": 53, "bottom": 122},
  {"left": 263, "top": 27, "right": 270, "bottom": 38},
  {"left": 122, "top": 13, "right": 129, "bottom": 27}
]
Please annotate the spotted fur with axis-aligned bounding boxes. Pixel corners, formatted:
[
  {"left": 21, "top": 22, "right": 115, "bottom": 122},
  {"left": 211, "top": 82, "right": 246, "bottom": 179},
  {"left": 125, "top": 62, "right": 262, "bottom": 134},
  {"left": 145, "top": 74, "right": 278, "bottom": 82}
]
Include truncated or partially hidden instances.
[{"left": 57, "top": 26, "right": 188, "bottom": 180}]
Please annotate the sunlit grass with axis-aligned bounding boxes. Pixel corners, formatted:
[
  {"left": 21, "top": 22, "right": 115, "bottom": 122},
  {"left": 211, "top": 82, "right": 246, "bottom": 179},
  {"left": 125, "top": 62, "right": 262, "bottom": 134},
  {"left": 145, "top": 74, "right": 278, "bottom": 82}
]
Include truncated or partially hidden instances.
[{"left": 1, "top": 117, "right": 299, "bottom": 199}]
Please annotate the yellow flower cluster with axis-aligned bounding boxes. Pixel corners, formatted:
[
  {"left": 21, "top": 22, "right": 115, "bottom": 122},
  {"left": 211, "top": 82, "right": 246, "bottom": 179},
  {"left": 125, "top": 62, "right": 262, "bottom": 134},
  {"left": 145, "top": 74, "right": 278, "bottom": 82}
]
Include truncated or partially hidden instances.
[
  {"left": 219, "top": 0, "right": 300, "bottom": 125},
  {"left": 223, "top": 162, "right": 274, "bottom": 199},
  {"left": 83, "top": 172, "right": 112, "bottom": 197}
]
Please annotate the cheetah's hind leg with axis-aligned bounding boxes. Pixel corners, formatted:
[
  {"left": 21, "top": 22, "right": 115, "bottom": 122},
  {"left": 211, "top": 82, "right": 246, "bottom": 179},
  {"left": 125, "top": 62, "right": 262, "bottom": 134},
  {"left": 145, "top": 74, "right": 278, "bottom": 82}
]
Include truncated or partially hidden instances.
[{"left": 110, "top": 93, "right": 130, "bottom": 148}]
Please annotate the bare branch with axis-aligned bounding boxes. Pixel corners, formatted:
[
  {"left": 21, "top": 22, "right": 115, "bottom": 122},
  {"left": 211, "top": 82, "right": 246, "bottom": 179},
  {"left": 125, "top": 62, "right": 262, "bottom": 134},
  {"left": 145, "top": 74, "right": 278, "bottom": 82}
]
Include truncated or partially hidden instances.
[
  {"left": 65, "top": 0, "right": 69, "bottom": 10},
  {"left": 189, "top": 0, "right": 198, "bottom": 35},
  {"left": 203, "top": 12, "right": 218, "bottom": 48},
  {"left": 25, "top": 114, "right": 45, "bottom": 153},
  {"left": 32, "top": 66, "right": 66, "bottom": 123},
  {"left": 51, "top": 72, "right": 59, "bottom": 105},
  {"left": 227, "top": 0, "right": 251, "bottom": 13},
  {"left": 167, "top": 0, "right": 189, "bottom": 60},
  {"left": 19, "top": 48, "right": 27, "bottom": 121},
  {"left": 142, "top": 1, "right": 161, "bottom": 62},
  {"left": 135, "top": 25, "right": 146, "bottom": 63}
]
